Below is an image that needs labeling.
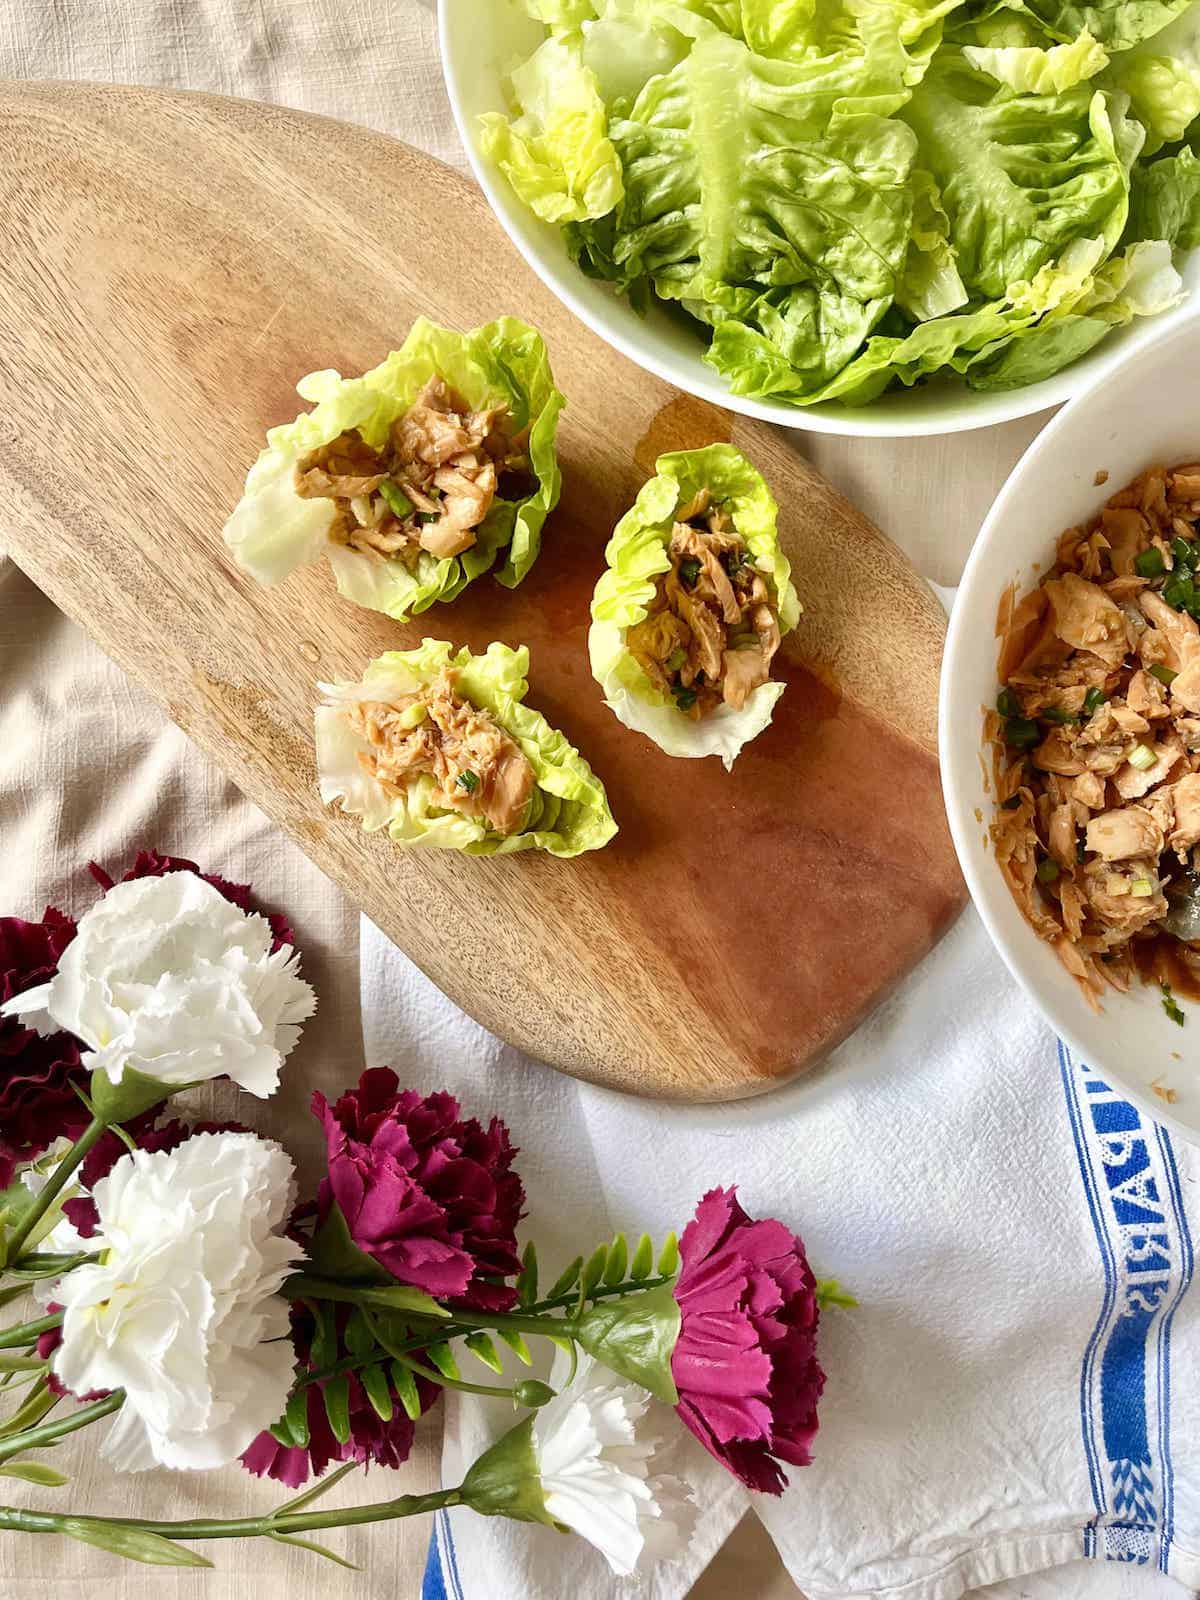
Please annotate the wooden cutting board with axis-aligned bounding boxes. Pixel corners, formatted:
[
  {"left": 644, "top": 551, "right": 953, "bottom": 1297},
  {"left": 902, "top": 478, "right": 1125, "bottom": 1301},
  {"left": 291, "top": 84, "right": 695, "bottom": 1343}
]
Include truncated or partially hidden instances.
[{"left": 0, "top": 82, "right": 965, "bottom": 1101}]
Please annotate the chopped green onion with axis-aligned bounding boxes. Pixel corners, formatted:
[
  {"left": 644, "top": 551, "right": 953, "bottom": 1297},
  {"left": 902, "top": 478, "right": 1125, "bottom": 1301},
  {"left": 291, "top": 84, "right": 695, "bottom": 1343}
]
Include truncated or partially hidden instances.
[
  {"left": 1082, "top": 687, "right": 1107, "bottom": 717},
  {"left": 1149, "top": 663, "right": 1178, "bottom": 687},
  {"left": 1129, "top": 877, "right": 1155, "bottom": 897},
  {"left": 665, "top": 648, "right": 687, "bottom": 673},
  {"left": 1134, "top": 546, "right": 1166, "bottom": 578},
  {"left": 1005, "top": 717, "right": 1039, "bottom": 750},
  {"left": 379, "top": 480, "right": 414, "bottom": 519},
  {"left": 1171, "top": 537, "right": 1195, "bottom": 564},
  {"left": 1001, "top": 793, "right": 1024, "bottom": 810},
  {"left": 678, "top": 557, "right": 701, "bottom": 589},
  {"left": 1036, "top": 858, "right": 1060, "bottom": 884},
  {"left": 416, "top": 511, "right": 440, "bottom": 526},
  {"left": 455, "top": 771, "right": 480, "bottom": 793},
  {"left": 1127, "top": 743, "right": 1158, "bottom": 771},
  {"left": 672, "top": 687, "right": 698, "bottom": 711},
  {"left": 1040, "top": 706, "right": 1077, "bottom": 725},
  {"left": 996, "top": 688, "right": 1021, "bottom": 718},
  {"left": 1162, "top": 983, "right": 1186, "bottom": 1027}
]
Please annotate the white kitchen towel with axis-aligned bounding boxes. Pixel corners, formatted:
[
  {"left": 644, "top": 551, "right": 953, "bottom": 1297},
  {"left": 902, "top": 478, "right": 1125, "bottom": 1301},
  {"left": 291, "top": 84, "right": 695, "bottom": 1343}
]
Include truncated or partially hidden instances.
[{"left": 361, "top": 909, "right": 1200, "bottom": 1600}]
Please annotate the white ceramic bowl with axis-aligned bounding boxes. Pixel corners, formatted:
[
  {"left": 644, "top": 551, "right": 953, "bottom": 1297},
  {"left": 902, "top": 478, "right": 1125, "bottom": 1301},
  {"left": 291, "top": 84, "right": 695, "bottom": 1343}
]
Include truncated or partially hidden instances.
[
  {"left": 941, "top": 316, "right": 1200, "bottom": 1139},
  {"left": 439, "top": 0, "right": 1200, "bottom": 439}
]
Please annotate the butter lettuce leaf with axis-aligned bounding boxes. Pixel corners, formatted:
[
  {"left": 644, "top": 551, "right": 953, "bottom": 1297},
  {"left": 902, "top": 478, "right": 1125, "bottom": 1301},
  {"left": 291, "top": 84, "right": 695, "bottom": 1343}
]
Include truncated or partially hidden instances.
[
  {"left": 223, "top": 317, "right": 563, "bottom": 621},
  {"left": 485, "top": 0, "right": 1194, "bottom": 410},
  {"left": 479, "top": 36, "right": 623, "bottom": 224},
  {"left": 1005, "top": 0, "right": 1193, "bottom": 50},
  {"left": 316, "top": 641, "right": 616, "bottom": 857},
  {"left": 963, "top": 27, "right": 1109, "bottom": 90},
  {"left": 1127, "top": 144, "right": 1200, "bottom": 248},
  {"left": 589, "top": 445, "right": 800, "bottom": 770},
  {"left": 900, "top": 59, "right": 1142, "bottom": 299},
  {"left": 1108, "top": 3, "right": 1200, "bottom": 152}
]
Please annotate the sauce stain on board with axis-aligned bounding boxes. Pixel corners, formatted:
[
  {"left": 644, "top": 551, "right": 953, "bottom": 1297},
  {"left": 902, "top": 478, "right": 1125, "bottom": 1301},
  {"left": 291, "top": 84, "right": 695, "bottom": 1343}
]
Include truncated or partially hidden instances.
[{"left": 634, "top": 394, "right": 733, "bottom": 475}]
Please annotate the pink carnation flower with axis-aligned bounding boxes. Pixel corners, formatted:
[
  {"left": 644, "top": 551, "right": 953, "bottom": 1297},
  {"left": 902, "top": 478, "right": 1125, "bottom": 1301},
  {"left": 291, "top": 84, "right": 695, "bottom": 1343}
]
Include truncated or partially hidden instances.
[
  {"left": 671, "top": 1187, "right": 824, "bottom": 1495},
  {"left": 313, "top": 1069, "right": 525, "bottom": 1311}
]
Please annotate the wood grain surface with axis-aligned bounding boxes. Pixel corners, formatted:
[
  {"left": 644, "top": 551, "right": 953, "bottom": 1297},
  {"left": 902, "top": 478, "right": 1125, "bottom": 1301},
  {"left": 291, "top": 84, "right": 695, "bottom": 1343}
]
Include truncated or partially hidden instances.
[{"left": 0, "top": 81, "right": 965, "bottom": 1101}]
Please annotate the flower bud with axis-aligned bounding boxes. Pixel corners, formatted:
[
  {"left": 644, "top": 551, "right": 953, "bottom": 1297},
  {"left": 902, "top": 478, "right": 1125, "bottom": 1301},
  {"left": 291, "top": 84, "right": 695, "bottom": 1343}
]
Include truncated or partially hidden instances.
[{"left": 513, "top": 1379, "right": 556, "bottom": 1408}]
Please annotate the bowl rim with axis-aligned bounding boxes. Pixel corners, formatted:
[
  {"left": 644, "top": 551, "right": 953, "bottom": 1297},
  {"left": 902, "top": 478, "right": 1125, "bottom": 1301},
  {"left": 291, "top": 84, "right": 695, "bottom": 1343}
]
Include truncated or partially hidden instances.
[
  {"left": 438, "top": 0, "right": 1197, "bottom": 441},
  {"left": 938, "top": 313, "right": 1200, "bottom": 1142}
]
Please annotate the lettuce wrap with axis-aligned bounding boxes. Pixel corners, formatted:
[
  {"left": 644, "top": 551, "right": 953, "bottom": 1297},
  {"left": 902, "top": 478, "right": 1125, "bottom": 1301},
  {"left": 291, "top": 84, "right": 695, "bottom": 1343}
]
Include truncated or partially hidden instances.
[
  {"left": 224, "top": 317, "right": 564, "bottom": 620},
  {"left": 316, "top": 641, "right": 616, "bottom": 857},
  {"left": 588, "top": 444, "right": 801, "bottom": 770}
]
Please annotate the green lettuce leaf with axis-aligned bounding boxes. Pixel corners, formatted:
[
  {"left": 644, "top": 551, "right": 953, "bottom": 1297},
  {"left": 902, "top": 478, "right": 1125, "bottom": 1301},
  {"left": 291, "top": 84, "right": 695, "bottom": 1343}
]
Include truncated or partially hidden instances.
[
  {"left": 223, "top": 317, "right": 564, "bottom": 621},
  {"left": 965, "top": 235, "right": 1183, "bottom": 386},
  {"left": 1107, "top": 4, "right": 1200, "bottom": 152},
  {"left": 316, "top": 641, "right": 616, "bottom": 857},
  {"left": 963, "top": 26, "right": 1108, "bottom": 90},
  {"left": 568, "top": 28, "right": 921, "bottom": 392},
  {"left": 479, "top": 36, "right": 623, "bottom": 224},
  {"left": 588, "top": 445, "right": 800, "bottom": 769},
  {"left": 487, "top": 0, "right": 1191, "bottom": 409},
  {"left": 895, "top": 167, "right": 969, "bottom": 318},
  {"left": 788, "top": 232, "right": 1106, "bottom": 401},
  {"left": 1004, "top": 0, "right": 1193, "bottom": 50},
  {"left": 900, "top": 58, "right": 1142, "bottom": 299},
  {"left": 1126, "top": 144, "right": 1200, "bottom": 247}
]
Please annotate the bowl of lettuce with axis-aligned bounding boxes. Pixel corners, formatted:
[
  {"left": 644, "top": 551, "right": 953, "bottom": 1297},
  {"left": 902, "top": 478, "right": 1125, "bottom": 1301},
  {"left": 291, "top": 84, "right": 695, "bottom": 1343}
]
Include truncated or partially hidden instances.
[{"left": 440, "top": 0, "right": 1200, "bottom": 436}]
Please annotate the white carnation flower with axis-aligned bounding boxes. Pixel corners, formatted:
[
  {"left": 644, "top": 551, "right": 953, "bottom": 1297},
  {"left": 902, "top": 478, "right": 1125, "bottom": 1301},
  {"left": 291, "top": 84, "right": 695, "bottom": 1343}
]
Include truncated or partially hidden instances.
[
  {"left": 51, "top": 1131, "right": 298, "bottom": 1472},
  {"left": 1, "top": 872, "right": 315, "bottom": 1095},
  {"left": 531, "top": 1353, "right": 696, "bottom": 1577}
]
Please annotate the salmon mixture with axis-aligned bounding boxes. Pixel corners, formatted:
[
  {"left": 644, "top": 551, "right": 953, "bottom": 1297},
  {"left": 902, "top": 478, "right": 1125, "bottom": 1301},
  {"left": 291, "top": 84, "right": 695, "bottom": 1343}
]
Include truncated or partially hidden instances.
[
  {"left": 990, "top": 461, "right": 1200, "bottom": 1012},
  {"left": 625, "top": 489, "right": 782, "bottom": 718},
  {"left": 346, "top": 669, "right": 535, "bottom": 837},
  {"left": 295, "top": 377, "right": 528, "bottom": 564}
]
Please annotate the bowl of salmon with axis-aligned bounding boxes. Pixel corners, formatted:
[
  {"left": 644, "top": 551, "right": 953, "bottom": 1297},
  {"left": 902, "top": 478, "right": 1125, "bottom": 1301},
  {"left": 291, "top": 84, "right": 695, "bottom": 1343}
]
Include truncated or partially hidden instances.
[{"left": 941, "top": 315, "right": 1200, "bottom": 1138}]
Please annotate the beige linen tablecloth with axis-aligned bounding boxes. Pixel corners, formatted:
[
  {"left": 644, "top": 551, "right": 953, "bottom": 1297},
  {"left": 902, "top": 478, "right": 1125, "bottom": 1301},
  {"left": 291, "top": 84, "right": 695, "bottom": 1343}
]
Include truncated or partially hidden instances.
[{"left": 0, "top": 3, "right": 1060, "bottom": 1597}]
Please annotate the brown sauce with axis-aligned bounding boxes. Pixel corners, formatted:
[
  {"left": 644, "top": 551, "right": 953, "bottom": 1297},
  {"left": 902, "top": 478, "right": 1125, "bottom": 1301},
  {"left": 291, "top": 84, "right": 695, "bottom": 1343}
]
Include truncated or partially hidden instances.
[{"left": 1133, "top": 934, "right": 1200, "bottom": 1002}]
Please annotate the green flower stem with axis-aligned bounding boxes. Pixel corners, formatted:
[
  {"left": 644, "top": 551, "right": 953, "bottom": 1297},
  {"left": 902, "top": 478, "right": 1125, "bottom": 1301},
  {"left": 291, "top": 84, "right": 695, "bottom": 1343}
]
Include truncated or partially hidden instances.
[
  {"left": 383, "top": 1348, "right": 521, "bottom": 1402},
  {"left": 0, "top": 1313, "right": 62, "bottom": 1351},
  {"left": 0, "top": 1391, "right": 123, "bottom": 1464},
  {"left": 3, "top": 1118, "right": 108, "bottom": 1266},
  {"left": 0, "top": 1486, "right": 463, "bottom": 1544},
  {"left": 429, "top": 1309, "right": 581, "bottom": 1339},
  {"left": 294, "top": 1275, "right": 677, "bottom": 1390}
]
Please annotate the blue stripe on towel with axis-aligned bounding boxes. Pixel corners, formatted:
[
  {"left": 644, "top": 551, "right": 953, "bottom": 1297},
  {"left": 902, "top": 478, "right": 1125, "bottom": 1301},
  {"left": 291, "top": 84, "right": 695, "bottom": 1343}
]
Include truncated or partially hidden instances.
[
  {"left": 422, "top": 1531, "right": 450, "bottom": 1600},
  {"left": 422, "top": 1511, "right": 466, "bottom": 1600},
  {"left": 1061, "top": 1046, "right": 1194, "bottom": 1573}
]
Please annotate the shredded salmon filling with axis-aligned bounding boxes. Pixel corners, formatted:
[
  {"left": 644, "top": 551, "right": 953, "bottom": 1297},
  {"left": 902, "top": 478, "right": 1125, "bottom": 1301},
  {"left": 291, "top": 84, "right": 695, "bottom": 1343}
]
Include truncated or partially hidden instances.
[
  {"left": 295, "top": 377, "right": 529, "bottom": 565},
  {"left": 345, "top": 668, "right": 535, "bottom": 837},
  {"left": 990, "top": 462, "right": 1200, "bottom": 1009},
  {"left": 624, "top": 488, "right": 782, "bottom": 719}
]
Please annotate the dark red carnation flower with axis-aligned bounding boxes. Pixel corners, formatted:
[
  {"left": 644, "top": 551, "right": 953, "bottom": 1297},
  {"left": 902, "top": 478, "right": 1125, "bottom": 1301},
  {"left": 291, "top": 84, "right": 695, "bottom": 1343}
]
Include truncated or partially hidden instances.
[
  {"left": 0, "top": 910, "right": 86, "bottom": 1185},
  {"left": 89, "top": 849, "right": 295, "bottom": 950},
  {"left": 241, "top": 1304, "right": 440, "bottom": 1488},
  {"left": 671, "top": 1187, "right": 825, "bottom": 1495},
  {"left": 241, "top": 1368, "right": 440, "bottom": 1489},
  {"left": 312, "top": 1069, "right": 525, "bottom": 1311}
]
